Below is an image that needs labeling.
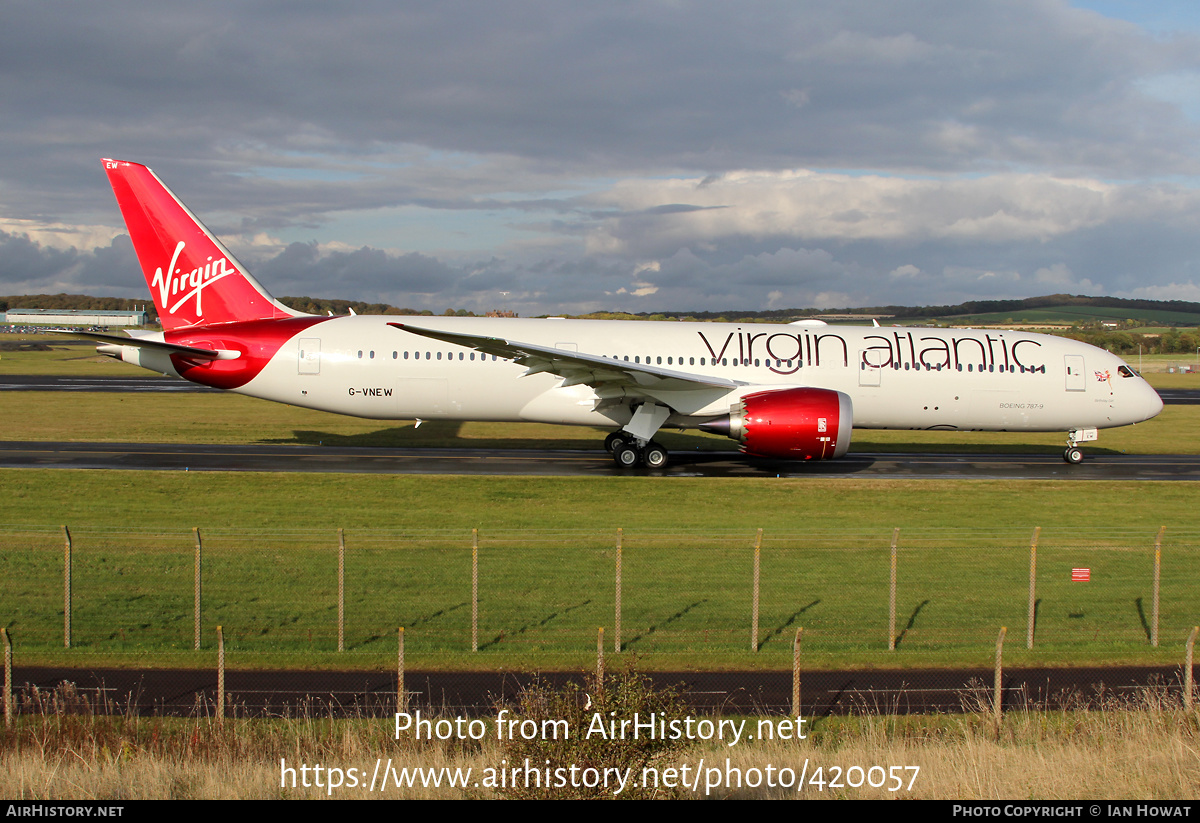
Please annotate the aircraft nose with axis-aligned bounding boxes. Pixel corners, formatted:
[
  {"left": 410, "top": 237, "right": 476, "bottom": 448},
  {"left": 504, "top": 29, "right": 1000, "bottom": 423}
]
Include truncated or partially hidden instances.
[
  {"left": 1143, "top": 384, "right": 1164, "bottom": 420},
  {"left": 1126, "top": 381, "right": 1164, "bottom": 424}
]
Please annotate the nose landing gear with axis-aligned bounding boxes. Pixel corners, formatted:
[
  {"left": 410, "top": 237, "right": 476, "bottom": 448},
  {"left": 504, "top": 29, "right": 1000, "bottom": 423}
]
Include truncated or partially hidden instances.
[{"left": 1063, "top": 427, "right": 1098, "bottom": 464}]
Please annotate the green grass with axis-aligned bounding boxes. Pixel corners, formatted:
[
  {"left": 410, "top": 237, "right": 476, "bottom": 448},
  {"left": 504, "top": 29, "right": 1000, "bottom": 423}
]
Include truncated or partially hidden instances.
[
  {"left": 2, "top": 471, "right": 1197, "bottom": 671},
  {"left": 0, "top": 339, "right": 150, "bottom": 376}
]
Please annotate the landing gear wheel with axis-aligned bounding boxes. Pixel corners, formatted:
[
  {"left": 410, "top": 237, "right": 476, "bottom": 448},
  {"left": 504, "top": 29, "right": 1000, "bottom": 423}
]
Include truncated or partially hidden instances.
[
  {"left": 613, "top": 443, "right": 642, "bottom": 468},
  {"left": 643, "top": 441, "right": 669, "bottom": 469},
  {"left": 604, "top": 432, "right": 626, "bottom": 453},
  {"left": 1064, "top": 447, "right": 1084, "bottom": 464}
]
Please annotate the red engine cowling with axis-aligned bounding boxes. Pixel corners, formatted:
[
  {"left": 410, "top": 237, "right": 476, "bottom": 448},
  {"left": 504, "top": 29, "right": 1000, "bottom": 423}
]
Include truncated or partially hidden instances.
[{"left": 699, "top": 387, "right": 853, "bottom": 460}]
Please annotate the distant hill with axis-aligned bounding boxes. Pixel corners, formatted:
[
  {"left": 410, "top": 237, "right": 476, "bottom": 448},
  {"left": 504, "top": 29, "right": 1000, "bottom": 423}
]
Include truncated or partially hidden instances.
[
  {"left": 574, "top": 294, "right": 1200, "bottom": 327},
  {"left": 5, "top": 292, "right": 1199, "bottom": 328}
]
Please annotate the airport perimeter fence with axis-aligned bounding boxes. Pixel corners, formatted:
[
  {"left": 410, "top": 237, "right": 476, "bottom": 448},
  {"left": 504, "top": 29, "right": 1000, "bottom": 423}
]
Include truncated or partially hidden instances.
[
  {"left": 2, "top": 524, "right": 1199, "bottom": 717},
  {"left": 3, "top": 523, "right": 1197, "bottom": 656}
]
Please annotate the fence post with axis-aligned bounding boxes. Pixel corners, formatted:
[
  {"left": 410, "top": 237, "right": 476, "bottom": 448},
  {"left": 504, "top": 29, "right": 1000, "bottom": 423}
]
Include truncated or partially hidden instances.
[
  {"left": 752, "top": 528, "right": 762, "bottom": 653},
  {"left": 1152, "top": 526, "right": 1164, "bottom": 648},
  {"left": 193, "top": 527, "right": 202, "bottom": 651},
  {"left": 216, "top": 625, "right": 225, "bottom": 725},
  {"left": 471, "top": 529, "right": 479, "bottom": 653},
  {"left": 338, "top": 528, "right": 346, "bottom": 653},
  {"left": 597, "top": 627, "right": 604, "bottom": 687},
  {"left": 888, "top": 528, "right": 899, "bottom": 651},
  {"left": 398, "top": 627, "right": 406, "bottom": 715},
  {"left": 994, "top": 626, "right": 1007, "bottom": 734},
  {"left": 1026, "top": 526, "right": 1040, "bottom": 649},
  {"left": 791, "top": 627, "right": 803, "bottom": 718},
  {"left": 2, "top": 627, "right": 11, "bottom": 728},
  {"left": 614, "top": 528, "right": 622, "bottom": 653},
  {"left": 62, "top": 525, "right": 71, "bottom": 649},
  {"left": 1185, "top": 627, "right": 1198, "bottom": 711}
]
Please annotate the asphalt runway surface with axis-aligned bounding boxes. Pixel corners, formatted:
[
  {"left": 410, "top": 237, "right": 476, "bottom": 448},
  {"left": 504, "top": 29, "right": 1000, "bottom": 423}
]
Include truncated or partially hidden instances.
[
  {"left": 3, "top": 440, "right": 1200, "bottom": 479},
  {"left": 11, "top": 665, "right": 1190, "bottom": 716},
  {"left": 0, "top": 374, "right": 220, "bottom": 392}
]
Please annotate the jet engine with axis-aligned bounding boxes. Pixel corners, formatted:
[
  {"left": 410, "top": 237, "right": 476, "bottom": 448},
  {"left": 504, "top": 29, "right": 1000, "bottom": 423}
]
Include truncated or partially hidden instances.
[{"left": 699, "top": 387, "right": 853, "bottom": 460}]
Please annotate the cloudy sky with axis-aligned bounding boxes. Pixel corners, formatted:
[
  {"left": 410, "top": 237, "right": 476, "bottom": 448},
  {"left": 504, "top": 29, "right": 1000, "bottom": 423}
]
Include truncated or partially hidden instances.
[{"left": 4, "top": 0, "right": 1200, "bottom": 315}]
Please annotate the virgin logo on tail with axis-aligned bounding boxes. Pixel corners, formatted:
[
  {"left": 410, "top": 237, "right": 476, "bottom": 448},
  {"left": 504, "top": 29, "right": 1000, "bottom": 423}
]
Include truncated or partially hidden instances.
[{"left": 152, "top": 240, "right": 237, "bottom": 318}]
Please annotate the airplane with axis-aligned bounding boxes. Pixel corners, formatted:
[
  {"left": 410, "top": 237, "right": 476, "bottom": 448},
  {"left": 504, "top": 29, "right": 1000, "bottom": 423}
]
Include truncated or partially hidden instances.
[{"left": 72, "top": 158, "right": 1163, "bottom": 469}]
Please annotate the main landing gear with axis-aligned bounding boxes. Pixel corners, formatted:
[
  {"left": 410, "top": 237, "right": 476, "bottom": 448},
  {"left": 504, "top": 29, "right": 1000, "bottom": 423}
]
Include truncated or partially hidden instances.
[{"left": 604, "top": 432, "right": 669, "bottom": 469}]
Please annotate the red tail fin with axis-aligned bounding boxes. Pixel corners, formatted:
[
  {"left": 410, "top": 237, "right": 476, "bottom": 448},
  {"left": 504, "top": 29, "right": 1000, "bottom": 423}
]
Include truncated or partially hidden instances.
[{"left": 102, "top": 159, "right": 300, "bottom": 331}]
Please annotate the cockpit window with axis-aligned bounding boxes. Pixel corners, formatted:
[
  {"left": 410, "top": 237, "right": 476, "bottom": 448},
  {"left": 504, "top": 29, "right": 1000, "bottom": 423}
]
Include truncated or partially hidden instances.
[{"left": 1118, "top": 365, "right": 1137, "bottom": 378}]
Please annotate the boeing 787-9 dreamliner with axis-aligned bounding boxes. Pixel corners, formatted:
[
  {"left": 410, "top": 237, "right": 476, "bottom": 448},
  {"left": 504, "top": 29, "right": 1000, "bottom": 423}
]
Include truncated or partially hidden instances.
[{"left": 75, "top": 159, "right": 1163, "bottom": 469}]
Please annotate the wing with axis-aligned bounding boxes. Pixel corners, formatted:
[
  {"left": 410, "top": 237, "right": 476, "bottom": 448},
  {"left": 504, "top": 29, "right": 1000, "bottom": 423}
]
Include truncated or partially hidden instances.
[{"left": 389, "top": 322, "right": 744, "bottom": 393}]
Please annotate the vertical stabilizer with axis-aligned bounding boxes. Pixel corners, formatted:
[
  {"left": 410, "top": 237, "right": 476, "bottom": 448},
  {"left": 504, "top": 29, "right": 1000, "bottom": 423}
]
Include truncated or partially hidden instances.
[{"left": 102, "top": 159, "right": 301, "bottom": 330}]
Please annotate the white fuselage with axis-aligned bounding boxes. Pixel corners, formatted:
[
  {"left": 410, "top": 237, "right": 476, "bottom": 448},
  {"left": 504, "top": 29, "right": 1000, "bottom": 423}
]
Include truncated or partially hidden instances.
[{"left": 136, "top": 316, "right": 1162, "bottom": 436}]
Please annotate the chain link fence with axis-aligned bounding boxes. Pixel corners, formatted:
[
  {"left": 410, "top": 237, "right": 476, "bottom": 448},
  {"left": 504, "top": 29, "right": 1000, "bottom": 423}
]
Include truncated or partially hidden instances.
[{"left": 3, "top": 524, "right": 1196, "bottom": 657}]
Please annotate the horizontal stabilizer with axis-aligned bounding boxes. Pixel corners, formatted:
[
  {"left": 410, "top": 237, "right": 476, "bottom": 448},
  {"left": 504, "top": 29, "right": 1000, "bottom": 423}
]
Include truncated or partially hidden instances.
[{"left": 49, "top": 329, "right": 231, "bottom": 360}]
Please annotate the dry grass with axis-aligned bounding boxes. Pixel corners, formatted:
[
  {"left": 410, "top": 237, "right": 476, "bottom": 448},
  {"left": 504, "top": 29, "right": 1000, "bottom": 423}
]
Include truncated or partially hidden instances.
[
  {"left": 716, "top": 698, "right": 1200, "bottom": 799},
  {"left": 2, "top": 684, "right": 1198, "bottom": 799}
]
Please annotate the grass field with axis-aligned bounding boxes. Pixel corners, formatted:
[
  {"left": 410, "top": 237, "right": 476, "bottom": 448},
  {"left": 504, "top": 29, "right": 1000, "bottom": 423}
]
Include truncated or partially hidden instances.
[{"left": 2, "top": 471, "right": 1197, "bottom": 670}]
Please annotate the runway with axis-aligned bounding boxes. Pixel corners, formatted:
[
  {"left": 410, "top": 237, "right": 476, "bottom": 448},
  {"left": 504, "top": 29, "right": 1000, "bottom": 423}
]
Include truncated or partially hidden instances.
[
  {"left": 2, "top": 440, "right": 1200, "bottom": 479},
  {"left": 0, "top": 374, "right": 220, "bottom": 392},
  {"left": 11, "top": 664, "right": 1189, "bottom": 716}
]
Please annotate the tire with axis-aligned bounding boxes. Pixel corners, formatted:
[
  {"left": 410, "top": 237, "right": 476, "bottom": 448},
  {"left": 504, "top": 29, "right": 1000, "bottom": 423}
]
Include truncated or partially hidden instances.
[
  {"left": 613, "top": 444, "right": 641, "bottom": 468},
  {"left": 1064, "top": 447, "right": 1084, "bottom": 464},
  {"left": 604, "top": 432, "right": 626, "bottom": 453},
  {"left": 643, "top": 442, "right": 669, "bottom": 469}
]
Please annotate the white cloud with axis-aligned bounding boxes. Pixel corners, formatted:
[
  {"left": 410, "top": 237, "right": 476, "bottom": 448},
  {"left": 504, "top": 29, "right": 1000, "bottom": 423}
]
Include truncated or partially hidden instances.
[{"left": 0, "top": 219, "right": 121, "bottom": 252}]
